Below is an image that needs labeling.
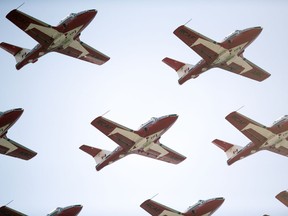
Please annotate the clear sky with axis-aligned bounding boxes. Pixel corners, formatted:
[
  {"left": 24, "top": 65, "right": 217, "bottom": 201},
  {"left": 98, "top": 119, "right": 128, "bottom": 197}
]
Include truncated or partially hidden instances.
[{"left": 1, "top": 0, "right": 288, "bottom": 215}]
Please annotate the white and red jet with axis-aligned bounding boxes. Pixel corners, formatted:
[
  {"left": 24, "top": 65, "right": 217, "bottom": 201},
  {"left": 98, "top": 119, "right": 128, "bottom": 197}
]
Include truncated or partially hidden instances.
[
  {"left": 212, "top": 111, "right": 288, "bottom": 165},
  {"left": 0, "top": 204, "right": 83, "bottom": 216},
  {"left": 0, "top": 108, "right": 36, "bottom": 160},
  {"left": 140, "top": 197, "right": 225, "bottom": 216},
  {"left": 163, "top": 25, "right": 270, "bottom": 84},
  {"left": 80, "top": 114, "right": 186, "bottom": 171},
  {"left": 0, "top": 9, "right": 109, "bottom": 70}
]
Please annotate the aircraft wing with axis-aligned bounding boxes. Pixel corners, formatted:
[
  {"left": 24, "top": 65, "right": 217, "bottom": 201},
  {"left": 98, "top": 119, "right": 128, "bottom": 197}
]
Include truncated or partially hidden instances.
[
  {"left": 91, "top": 116, "right": 139, "bottom": 150},
  {"left": 55, "top": 40, "right": 110, "bottom": 65},
  {"left": 276, "top": 190, "right": 288, "bottom": 207},
  {"left": 0, "top": 136, "right": 37, "bottom": 160},
  {"left": 6, "top": 9, "right": 57, "bottom": 46},
  {"left": 140, "top": 199, "right": 181, "bottom": 216},
  {"left": 218, "top": 56, "right": 271, "bottom": 81},
  {"left": 225, "top": 111, "right": 273, "bottom": 146},
  {"left": 174, "top": 25, "right": 224, "bottom": 63},
  {"left": 0, "top": 206, "right": 27, "bottom": 216},
  {"left": 135, "top": 141, "right": 186, "bottom": 164}
]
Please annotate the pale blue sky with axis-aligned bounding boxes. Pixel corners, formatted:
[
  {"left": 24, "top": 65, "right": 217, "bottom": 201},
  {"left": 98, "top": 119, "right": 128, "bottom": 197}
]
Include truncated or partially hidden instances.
[{"left": 1, "top": 0, "right": 288, "bottom": 215}]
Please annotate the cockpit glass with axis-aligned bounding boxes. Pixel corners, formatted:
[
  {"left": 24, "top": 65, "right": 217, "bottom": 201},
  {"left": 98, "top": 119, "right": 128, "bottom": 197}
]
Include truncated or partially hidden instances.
[
  {"left": 139, "top": 117, "right": 157, "bottom": 129},
  {"left": 186, "top": 200, "right": 204, "bottom": 212},
  {"left": 223, "top": 30, "right": 240, "bottom": 41},
  {"left": 47, "top": 207, "right": 62, "bottom": 216},
  {"left": 272, "top": 115, "right": 288, "bottom": 126},
  {"left": 59, "top": 13, "right": 76, "bottom": 24}
]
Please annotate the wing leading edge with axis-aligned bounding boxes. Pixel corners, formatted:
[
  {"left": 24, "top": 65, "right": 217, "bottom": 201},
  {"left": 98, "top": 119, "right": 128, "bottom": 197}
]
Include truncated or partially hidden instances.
[
  {"left": 0, "top": 206, "right": 27, "bottom": 216},
  {"left": 135, "top": 141, "right": 186, "bottom": 164},
  {"left": 140, "top": 199, "right": 181, "bottom": 216},
  {"left": 218, "top": 56, "right": 270, "bottom": 82},
  {"left": 0, "top": 136, "right": 37, "bottom": 160},
  {"left": 6, "top": 9, "right": 55, "bottom": 46},
  {"left": 56, "top": 40, "right": 110, "bottom": 65}
]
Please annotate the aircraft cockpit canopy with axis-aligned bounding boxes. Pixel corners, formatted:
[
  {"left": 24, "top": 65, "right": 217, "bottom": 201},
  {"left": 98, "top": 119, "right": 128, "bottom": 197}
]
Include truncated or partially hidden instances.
[
  {"left": 139, "top": 117, "right": 157, "bottom": 129},
  {"left": 47, "top": 207, "right": 62, "bottom": 216},
  {"left": 59, "top": 13, "right": 77, "bottom": 24},
  {"left": 185, "top": 200, "right": 204, "bottom": 212},
  {"left": 223, "top": 30, "right": 241, "bottom": 41},
  {"left": 272, "top": 115, "right": 288, "bottom": 126}
]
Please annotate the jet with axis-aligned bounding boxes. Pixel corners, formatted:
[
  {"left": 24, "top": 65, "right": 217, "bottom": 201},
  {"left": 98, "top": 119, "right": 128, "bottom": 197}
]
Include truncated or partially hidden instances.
[
  {"left": 0, "top": 204, "right": 83, "bottom": 216},
  {"left": 276, "top": 190, "right": 288, "bottom": 207},
  {"left": 163, "top": 25, "right": 270, "bottom": 85},
  {"left": 212, "top": 111, "right": 288, "bottom": 165},
  {"left": 0, "top": 108, "right": 36, "bottom": 160},
  {"left": 80, "top": 114, "right": 186, "bottom": 171},
  {"left": 0, "top": 9, "right": 110, "bottom": 70},
  {"left": 140, "top": 197, "right": 225, "bottom": 216}
]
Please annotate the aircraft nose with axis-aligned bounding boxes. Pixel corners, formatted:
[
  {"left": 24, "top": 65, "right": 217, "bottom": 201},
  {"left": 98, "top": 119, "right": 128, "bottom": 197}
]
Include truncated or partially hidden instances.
[
  {"left": 254, "top": 26, "right": 263, "bottom": 34},
  {"left": 84, "top": 9, "right": 97, "bottom": 20},
  {"left": 162, "top": 114, "right": 178, "bottom": 126},
  {"left": 247, "top": 26, "right": 262, "bottom": 38},
  {"left": 76, "top": 9, "right": 97, "bottom": 24},
  {"left": 212, "top": 197, "right": 225, "bottom": 208},
  {"left": 6, "top": 108, "right": 24, "bottom": 120},
  {"left": 61, "top": 205, "right": 83, "bottom": 215}
]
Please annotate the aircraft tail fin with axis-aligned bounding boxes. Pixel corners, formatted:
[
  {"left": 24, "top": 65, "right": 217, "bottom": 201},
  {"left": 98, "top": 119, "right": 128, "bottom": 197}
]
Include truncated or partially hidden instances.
[
  {"left": 212, "top": 139, "right": 243, "bottom": 160},
  {"left": 79, "top": 145, "right": 111, "bottom": 164},
  {"left": 162, "top": 57, "right": 193, "bottom": 79},
  {"left": 0, "top": 42, "right": 30, "bottom": 64}
]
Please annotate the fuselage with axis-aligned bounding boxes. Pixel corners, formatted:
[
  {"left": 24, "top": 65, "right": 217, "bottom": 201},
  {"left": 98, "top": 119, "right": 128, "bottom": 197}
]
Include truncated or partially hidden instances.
[
  {"left": 179, "top": 27, "right": 262, "bottom": 84},
  {"left": 184, "top": 197, "right": 225, "bottom": 216},
  {"left": 0, "top": 108, "right": 23, "bottom": 138},
  {"left": 95, "top": 114, "right": 178, "bottom": 171},
  {"left": 17, "top": 10, "right": 96, "bottom": 69}
]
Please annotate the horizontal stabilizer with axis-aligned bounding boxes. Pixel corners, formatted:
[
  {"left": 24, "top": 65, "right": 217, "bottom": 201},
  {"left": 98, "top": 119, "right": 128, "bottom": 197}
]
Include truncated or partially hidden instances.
[
  {"left": 162, "top": 57, "right": 193, "bottom": 79},
  {"left": 0, "top": 42, "right": 30, "bottom": 63},
  {"left": 212, "top": 139, "right": 243, "bottom": 160},
  {"left": 80, "top": 145, "right": 111, "bottom": 164}
]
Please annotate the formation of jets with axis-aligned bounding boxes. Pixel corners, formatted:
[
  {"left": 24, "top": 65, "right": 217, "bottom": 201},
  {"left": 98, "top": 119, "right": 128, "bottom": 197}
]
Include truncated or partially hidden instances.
[
  {"left": 0, "top": 204, "right": 83, "bottom": 216},
  {"left": 1, "top": 5, "right": 286, "bottom": 215}
]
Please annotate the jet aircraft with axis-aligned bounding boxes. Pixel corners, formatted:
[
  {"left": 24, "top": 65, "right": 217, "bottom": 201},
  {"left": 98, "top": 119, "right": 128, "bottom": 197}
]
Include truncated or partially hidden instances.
[
  {"left": 163, "top": 25, "right": 270, "bottom": 84},
  {"left": 276, "top": 190, "right": 288, "bottom": 207},
  {"left": 0, "top": 204, "right": 83, "bottom": 216},
  {"left": 80, "top": 114, "right": 186, "bottom": 171},
  {"left": 140, "top": 197, "right": 224, "bottom": 216},
  {"left": 212, "top": 111, "right": 288, "bottom": 165},
  {"left": 0, "top": 108, "right": 36, "bottom": 160},
  {"left": 0, "top": 9, "right": 110, "bottom": 70}
]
